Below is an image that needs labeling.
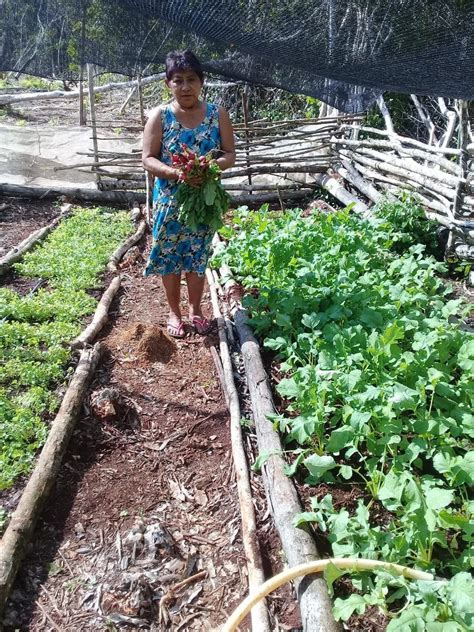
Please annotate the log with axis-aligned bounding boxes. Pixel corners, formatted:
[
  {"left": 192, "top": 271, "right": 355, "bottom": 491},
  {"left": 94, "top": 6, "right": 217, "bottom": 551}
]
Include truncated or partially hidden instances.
[
  {"left": 71, "top": 276, "right": 122, "bottom": 349},
  {"left": 206, "top": 270, "right": 271, "bottom": 632},
  {"left": 0, "top": 214, "right": 63, "bottom": 276},
  {"left": 311, "top": 172, "right": 370, "bottom": 216},
  {"left": 0, "top": 183, "right": 147, "bottom": 204},
  {"left": 0, "top": 73, "right": 166, "bottom": 105},
  {"left": 224, "top": 183, "right": 316, "bottom": 192},
  {"left": 108, "top": 220, "right": 147, "bottom": 272},
  {"left": 230, "top": 190, "right": 313, "bottom": 206},
  {"left": 337, "top": 161, "right": 384, "bottom": 205},
  {"left": 232, "top": 307, "right": 339, "bottom": 632},
  {"left": 0, "top": 343, "right": 102, "bottom": 613}
]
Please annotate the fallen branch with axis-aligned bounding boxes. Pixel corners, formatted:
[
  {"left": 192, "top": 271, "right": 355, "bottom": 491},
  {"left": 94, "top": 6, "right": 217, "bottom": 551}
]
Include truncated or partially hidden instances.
[
  {"left": 71, "top": 276, "right": 122, "bottom": 349},
  {"left": 340, "top": 150, "right": 456, "bottom": 199},
  {"left": 340, "top": 125, "right": 460, "bottom": 155},
  {"left": 206, "top": 269, "right": 271, "bottom": 632},
  {"left": 0, "top": 214, "right": 63, "bottom": 276},
  {"left": 107, "top": 220, "right": 146, "bottom": 272},
  {"left": 0, "top": 343, "right": 102, "bottom": 613}
]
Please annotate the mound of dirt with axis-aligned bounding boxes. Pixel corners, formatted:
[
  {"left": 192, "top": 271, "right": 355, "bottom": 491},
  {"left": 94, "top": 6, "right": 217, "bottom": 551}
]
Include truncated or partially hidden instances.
[{"left": 119, "top": 322, "right": 176, "bottom": 364}]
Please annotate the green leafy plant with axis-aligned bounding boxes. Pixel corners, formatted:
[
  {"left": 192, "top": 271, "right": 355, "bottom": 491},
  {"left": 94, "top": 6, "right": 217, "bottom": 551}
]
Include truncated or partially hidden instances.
[
  {"left": 1, "top": 207, "right": 132, "bottom": 491},
  {"left": 213, "top": 201, "right": 473, "bottom": 629}
]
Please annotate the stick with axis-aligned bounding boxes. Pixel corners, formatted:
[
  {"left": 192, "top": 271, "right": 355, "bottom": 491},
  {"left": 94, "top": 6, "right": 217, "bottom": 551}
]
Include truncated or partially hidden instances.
[
  {"left": 71, "top": 275, "right": 122, "bottom": 349},
  {"left": 340, "top": 125, "right": 460, "bottom": 155},
  {"left": 206, "top": 269, "right": 271, "bottom": 632},
  {"left": 107, "top": 220, "right": 146, "bottom": 272},
  {"left": 0, "top": 214, "right": 63, "bottom": 276},
  {"left": 222, "top": 164, "right": 329, "bottom": 178},
  {"left": 332, "top": 138, "right": 460, "bottom": 174},
  {"left": 0, "top": 344, "right": 102, "bottom": 613}
]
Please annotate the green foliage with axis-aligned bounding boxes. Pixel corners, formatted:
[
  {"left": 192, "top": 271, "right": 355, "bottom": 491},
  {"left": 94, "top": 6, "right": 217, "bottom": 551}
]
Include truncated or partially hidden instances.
[
  {"left": 18, "top": 76, "right": 62, "bottom": 91},
  {"left": 15, "top": 207, "right": 132, "bottom": 290},
  {"left": 0, "top": 207, "right": 132, "bottom": 492},
  {"left": 213, "top": 201, "right": 473, "bottom": 628}
]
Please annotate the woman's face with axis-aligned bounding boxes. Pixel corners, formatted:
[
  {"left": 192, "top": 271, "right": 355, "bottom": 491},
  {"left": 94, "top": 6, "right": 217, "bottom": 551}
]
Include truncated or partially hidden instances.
[{"left": 167, "top": 70, "right": 203, "bottom": 108}]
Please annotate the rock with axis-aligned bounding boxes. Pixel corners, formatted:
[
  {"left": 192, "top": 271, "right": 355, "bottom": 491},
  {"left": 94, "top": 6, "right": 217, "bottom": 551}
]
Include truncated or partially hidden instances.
[{"left": 90, "top": 387, "right": 128, "bottom": 423}]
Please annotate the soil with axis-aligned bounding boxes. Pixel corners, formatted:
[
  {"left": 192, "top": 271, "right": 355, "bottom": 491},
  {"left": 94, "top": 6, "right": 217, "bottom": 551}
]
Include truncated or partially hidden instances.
[
  {"left": 1, "top": 228, "right": 301, "bottom": 631},
  {"left": 0, "top": 197, "right": 60, "bottom": 257}
]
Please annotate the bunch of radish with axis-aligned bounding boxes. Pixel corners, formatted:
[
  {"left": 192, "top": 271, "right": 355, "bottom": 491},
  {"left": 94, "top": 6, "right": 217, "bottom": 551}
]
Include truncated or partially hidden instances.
[{"left": 173, "top": 146, "right": 230, "bottom": 231}]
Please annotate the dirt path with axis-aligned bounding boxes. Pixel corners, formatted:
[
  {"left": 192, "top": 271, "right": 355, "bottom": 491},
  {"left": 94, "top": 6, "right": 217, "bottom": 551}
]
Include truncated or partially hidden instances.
[{"left": 2, "top": 238, "right": 250, "bottom": 631}]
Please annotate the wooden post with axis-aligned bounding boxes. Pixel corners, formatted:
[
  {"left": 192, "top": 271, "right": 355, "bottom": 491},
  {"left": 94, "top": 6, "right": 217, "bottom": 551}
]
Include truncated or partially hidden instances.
[
  {"left": 79, "top": 65, "right": 86, "bottom": 126},
  {"left": 137, "top": 74, "right": 145, "bottom": 126},
  {"left": 87, "top": 64, "right": 100, "bottom": 187},
  {"left": 241, "top": 85, "right": 252, "bottom": 191},
  {"left": 453, "top": 100, "right": 469, "bottom": 217}
]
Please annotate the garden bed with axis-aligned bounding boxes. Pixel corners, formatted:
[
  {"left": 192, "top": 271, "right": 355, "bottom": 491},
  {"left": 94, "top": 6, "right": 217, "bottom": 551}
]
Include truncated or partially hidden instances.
[
  {"left": 1, "top": 208, "right": 299, "bottom": 630},
  {"left": 214, "top": 198, "right": 474, "bottom": 631}
]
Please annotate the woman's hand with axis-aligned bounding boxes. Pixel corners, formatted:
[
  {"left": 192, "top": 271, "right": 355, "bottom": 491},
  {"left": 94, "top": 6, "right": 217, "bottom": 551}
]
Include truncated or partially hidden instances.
[{"left": 183, "top": 173, "right": 203, "bottom": 187}]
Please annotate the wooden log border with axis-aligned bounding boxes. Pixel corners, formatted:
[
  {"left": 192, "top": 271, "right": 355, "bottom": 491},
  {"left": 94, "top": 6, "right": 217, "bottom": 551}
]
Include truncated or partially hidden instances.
[
  {"left": 107, "top": 219, "right": 147, "bottom": 272},
  {"left": 231, "top": 306, "right": 340, "bottom": 632},
  {"left": 71, "top": 275, "right": 122, "bottom": 349},
  {"left": 206, "top": 269, "right": 271, "bottom": 632},
  {"left": 213, "top": 250, "right": 339, "bottom": 632},
  {"left": 0, "top": 343, "right": 103, "bottom": 613},
  {"left": 0, "top": 214, "right": 64, "bottom": 276}
]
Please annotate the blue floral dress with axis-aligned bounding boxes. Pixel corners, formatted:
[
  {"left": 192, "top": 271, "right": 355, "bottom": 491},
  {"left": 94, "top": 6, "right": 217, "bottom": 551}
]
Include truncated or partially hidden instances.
[{"left": 144, "top": 102, "right": 221, "bottom": 277}]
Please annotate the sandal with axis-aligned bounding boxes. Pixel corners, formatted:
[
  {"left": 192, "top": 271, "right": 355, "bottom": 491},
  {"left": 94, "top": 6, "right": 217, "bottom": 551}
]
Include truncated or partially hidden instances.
[
  {"left": 192, "top": 315, "right": 213, "bottom": 335},
  {"left": 167, "top": 320, "right": 186, "bottom": 338}
]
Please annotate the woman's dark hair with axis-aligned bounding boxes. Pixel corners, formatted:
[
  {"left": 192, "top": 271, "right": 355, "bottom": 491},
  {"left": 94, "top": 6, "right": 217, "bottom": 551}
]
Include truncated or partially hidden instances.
[{"left": 165, "top": 50, "right": 204, "bottom": 82}]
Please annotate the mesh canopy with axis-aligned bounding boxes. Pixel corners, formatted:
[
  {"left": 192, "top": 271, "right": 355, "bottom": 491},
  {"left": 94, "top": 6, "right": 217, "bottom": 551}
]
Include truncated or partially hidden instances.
[{"left": 0, "top": 0, "right": 473, "bottom": 113}]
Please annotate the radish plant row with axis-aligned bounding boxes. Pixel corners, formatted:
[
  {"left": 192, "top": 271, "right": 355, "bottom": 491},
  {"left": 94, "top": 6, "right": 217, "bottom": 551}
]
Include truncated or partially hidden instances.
[
  {"left": 214, "top": 198, "right": 473, "bottom": 630},
  {"left": 0, "top": 208, "right": 132, "bottom": 494}
]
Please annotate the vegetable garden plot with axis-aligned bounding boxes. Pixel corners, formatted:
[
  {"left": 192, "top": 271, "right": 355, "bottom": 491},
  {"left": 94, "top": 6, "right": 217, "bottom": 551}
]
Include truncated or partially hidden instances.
[
  {"left": 213, "top": 199, "right": 474, "bottom": 631},
  {"left": 0, "top": 207, "right": 132, "bottom": 500}
]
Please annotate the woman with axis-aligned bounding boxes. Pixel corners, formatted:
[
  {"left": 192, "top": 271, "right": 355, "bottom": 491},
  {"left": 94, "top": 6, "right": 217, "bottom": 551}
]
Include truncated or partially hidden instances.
[{"left": 143, "top": 50, "right": 236, "bottom": 338}]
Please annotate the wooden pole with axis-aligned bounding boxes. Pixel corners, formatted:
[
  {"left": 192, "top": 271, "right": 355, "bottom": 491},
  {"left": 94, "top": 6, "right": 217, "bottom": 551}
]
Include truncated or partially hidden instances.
[
  {"left": 87, "top": 64, "right": 100, "bottom": 187},
  {"left": 79, "top": 65, "right": 86, "bottom": 126},
  {"left": 137, "top": 74, "right": 145, "bottom": 127},
  {"left": 453, "top": 100, "right": 469, "bottom": 217},
  {"left": 71, "top": 276, "right": 122, "bottom": 349},
  {"left": 242, "top": 85, "right": 252, "bottom": 191}
]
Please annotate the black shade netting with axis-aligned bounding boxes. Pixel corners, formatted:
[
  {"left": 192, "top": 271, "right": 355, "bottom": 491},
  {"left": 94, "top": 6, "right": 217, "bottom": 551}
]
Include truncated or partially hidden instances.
[{"left": 0, "top": 0, "right": 473, "bottom": 113}]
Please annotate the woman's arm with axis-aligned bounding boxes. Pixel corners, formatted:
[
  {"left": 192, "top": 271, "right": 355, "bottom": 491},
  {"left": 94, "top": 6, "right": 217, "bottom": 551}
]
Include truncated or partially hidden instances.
[
  {"left": 142, "top": 107, "right": 179, "bottom": 180},
  {"left": 216, "top": 107, "right": 236, "bottom": 171}
]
